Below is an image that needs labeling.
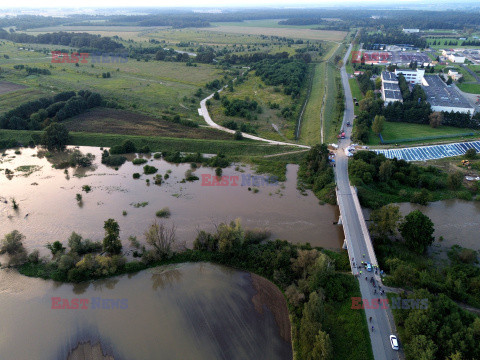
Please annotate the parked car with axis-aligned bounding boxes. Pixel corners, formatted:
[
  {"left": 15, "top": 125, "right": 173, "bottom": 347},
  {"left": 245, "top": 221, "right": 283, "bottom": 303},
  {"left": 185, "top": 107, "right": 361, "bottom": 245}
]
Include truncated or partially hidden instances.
[
  {"left": 390, "top": 335, "right": 399, "bottom": 350},
  {"left": 366, "top": 263, "right": 372, "bottom": 272}
]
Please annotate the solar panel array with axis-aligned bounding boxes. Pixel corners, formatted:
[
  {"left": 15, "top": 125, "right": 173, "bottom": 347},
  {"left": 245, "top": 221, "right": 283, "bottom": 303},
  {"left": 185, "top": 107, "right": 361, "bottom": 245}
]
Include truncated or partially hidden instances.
[{"left": 374, "top": 141, "right": 480, "bottom": 161}]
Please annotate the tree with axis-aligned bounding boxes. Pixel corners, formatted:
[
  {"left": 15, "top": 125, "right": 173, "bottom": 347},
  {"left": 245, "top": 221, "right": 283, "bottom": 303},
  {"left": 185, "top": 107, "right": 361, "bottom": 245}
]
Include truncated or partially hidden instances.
[
  {"left": 429, "top": 112, "right": 443, "bottom": 128},
  {"left": 447, "top": 171, "right": 463, "bottom": 190},
  {"left": 399, "top": 210, "right": 435, "bottom": 254},
  {"left": 144, "top": 221, "right": 176, "bottom": 259},
  {"left": 405, "top": 335, "right": 437, "bottom": 360},
  {"left": 378, "top": 159, "right": 394, "bottom": 182},
  {"left": 375, "top": 76, "right": 382, "bottom": 90},
  {"left": 311, "top": 330, "right": 333, "bottom": 360},
  {"left": 46, "top": 241, "right": 65, "bottom": 258},
  {"left": 372, "top": 115, "right": 385, "bottom": 135},
  {"left": 369, "top": 204, "right": 402, "bottom": 241},
  {"left": 103, "top": 219, "right": 122, "bottom": 255},
  {"left": 299, "top": 290, "right": 326, "bottom": 358},
  {"left": 42, "top": 123, "right": 69, "bottom": 151},
  {"left": 0, "top": 230, "right": 27, "bottom": 266}
]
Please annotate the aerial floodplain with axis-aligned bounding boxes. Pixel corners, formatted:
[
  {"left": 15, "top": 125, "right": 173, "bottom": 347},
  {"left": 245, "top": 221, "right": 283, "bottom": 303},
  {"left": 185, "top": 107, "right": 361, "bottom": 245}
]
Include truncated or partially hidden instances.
[{"left": 2, "top": 4, "right": 480, "bottom": 360}]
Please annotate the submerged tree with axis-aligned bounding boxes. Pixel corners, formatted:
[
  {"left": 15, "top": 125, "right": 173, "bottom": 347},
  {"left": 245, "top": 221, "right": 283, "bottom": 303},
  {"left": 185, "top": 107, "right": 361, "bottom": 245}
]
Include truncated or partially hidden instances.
[
  {"left": 103, "top": 219, "right": 122, "bottom": 255},
  {"left": 0, "top": 230, "right": 27, "bottom": 266}
]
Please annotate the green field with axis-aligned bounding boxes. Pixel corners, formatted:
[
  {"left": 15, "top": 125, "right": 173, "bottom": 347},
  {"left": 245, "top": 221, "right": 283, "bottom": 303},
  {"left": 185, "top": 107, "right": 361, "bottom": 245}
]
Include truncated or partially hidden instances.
[
  {"left": 368, "top": 121, "right": 480, "bottom": 145},
  {"left": 0, "top": 41, "right": 226, "bottom": 121},
  {"left": 298, "top": 62, "right": 325, "bottom": 145},
  {"left": 323, "top": 63, "right": 342, "bottom": 144},
  {"left": 457, "top": 82, "right": 480, "bottom": 94}
]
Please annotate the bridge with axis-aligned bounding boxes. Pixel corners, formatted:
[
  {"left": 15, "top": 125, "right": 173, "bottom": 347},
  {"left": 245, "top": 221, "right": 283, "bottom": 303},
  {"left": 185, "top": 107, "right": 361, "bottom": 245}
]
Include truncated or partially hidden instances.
[{"left": 335, "top": 43, "right": 401, "bottom": 360}]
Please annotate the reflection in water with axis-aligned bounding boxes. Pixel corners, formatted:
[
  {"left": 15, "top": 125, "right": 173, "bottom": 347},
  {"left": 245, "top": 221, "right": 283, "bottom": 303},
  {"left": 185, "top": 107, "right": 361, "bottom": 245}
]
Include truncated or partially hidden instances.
[
  {"left": 1, "top": 146, "right": 343, "bottom": 252},
  {"left": 0, "top": 263, "right": 292, "bottom": 360},
  {"left": 151, "top": 266, "right": 183, "bottom": 290}
]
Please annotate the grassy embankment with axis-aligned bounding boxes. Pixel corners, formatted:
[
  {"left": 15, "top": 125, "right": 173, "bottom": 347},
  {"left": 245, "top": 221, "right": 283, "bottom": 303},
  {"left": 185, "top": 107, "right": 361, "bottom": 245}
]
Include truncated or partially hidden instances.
[
  {"left": 0, "top": 129, "right": 298, "bottom": 157},
  {"left": 299, "top": 42, "right": 345, "bottom": 145}
]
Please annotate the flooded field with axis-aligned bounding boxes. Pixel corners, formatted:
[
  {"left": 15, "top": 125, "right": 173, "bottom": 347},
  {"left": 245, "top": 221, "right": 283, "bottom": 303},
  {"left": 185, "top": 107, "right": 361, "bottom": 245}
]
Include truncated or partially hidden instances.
[
  {"left": 397, "top": 199, "right": 480, "bottom": 251},
  {"left": 0, "top": 262, "right": 292, "bottom": 360},
  {"left": 0, "top": 146, "right": 343, "bottom": 252}
]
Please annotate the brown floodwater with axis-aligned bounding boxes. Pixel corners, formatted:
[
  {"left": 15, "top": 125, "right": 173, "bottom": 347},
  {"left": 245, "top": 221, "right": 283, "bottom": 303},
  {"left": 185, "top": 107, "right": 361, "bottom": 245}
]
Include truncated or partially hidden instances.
[
  {"left": 0, "top": 146, "right": 343, "bottom": 252},
  {"left": 0, "top": 262, "right": 292, "bottom": 360},
  {"left": 397, "top": 200, "right": 480, "bottom": 251}
]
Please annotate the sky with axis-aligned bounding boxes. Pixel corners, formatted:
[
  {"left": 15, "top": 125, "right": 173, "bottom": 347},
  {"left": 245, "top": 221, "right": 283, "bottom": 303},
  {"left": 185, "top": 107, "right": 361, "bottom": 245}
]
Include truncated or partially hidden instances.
[{"left": 0, "top": 0, "right": 462, "bottom": 9}]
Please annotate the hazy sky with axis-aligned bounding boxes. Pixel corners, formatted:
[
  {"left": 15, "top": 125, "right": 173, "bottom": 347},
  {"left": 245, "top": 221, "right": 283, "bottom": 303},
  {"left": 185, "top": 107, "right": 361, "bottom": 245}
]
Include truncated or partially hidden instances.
[{"left": 1, "top": 0, "right": 430, "bottom": 9}]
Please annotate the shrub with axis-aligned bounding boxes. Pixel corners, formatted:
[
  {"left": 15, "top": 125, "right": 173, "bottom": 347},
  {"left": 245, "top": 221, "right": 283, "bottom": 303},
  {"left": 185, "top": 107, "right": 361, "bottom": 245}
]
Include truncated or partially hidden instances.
[
  {"left": 155, "top": 207, "right": 171, "bottom": 218},
  {"left": 82, "top": 185, "right": 92, "bottom": 193},
  {"left": 153, "top": 153, "right": 161, "bottom": 159},
  {"left": 185, "top": 169, "right": 199, "bottom": 181},
  {"left": 154, "top": 174, "right": 163, "bottom": 185},
  {"left": 132, "top": 158, "right": 148, "bottom": 165},
  {"left": 139, "top": 145, "right": 150, "bottom": 153},
  {"left": 465, "top": 148, "right": 477, "bottom": 160},
  {"left": 133, "top": 173, "right": 141, "bottom": 179},
  {"left": 143, "top": 165, "right": 158, "bottom": 174},
  {"left": 102, "top": 155, "right": 126, "bottom": 167}
]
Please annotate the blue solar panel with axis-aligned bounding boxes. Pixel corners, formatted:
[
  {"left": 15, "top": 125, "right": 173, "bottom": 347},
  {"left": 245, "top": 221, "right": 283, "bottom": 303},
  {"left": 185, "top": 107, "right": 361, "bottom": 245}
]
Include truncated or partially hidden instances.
[{"left": 373, "top": 141, "right": 480, "bottom": 161}]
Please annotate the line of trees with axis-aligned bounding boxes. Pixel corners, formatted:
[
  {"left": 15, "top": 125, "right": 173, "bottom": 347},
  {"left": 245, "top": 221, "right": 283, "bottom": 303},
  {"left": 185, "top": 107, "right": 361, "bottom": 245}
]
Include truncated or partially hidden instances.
[
  {"left": 0, "top": 90, "right": 104, "bottom": 130},
  {"left": 0, "top": 30, "right": 123, "bottom": 52}
]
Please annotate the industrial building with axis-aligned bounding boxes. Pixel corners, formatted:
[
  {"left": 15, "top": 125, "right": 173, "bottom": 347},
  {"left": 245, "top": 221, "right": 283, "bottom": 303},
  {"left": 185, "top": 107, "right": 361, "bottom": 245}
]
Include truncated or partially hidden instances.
[
  {"left": 422, "top": 75, "right": 475, "bottom": 114},
  {"left": 381, "top": 71, "right": 403, "bottom": 104},
  {"left": 395, "top": 68, "right": 425, "bottom": 84}
]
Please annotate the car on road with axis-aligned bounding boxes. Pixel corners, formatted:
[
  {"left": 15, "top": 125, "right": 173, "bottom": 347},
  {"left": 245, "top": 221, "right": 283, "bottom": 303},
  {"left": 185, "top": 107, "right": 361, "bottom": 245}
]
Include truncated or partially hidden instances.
[
  {"left": 390, "top": 335, "right": 399, "bottom": 350},
  {"left": 366, "top": 263, "right": 372, "bottom": 272}
]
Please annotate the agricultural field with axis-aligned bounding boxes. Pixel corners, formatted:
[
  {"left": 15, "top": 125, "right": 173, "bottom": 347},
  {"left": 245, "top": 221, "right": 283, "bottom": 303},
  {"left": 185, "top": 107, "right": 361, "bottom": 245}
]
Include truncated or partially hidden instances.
[
  {"left": 200, "top": 25, "right": 347, "bottom": 42},
  {"left": 63, "top": 108, "right": 232, "bottom": 139}
]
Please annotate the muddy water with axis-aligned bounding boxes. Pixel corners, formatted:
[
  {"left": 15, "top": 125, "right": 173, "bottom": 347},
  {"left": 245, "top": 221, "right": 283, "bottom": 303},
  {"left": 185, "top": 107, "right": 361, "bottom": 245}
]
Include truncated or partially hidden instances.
[
  {"left": 397, "top": 200, "right": 480, "bottom": 251},
  {"left": 0, "top": 146, "right": 343, "bottom": 252},
  {"left": 0, "top": 262, "right": 292, "bottom": 360}
]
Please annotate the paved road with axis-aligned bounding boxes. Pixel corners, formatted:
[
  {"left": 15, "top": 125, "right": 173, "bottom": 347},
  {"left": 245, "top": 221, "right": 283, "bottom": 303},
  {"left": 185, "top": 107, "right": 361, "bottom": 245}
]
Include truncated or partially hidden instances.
[{"left": 336, "top": 43, "right": 401, "bottom": 360}]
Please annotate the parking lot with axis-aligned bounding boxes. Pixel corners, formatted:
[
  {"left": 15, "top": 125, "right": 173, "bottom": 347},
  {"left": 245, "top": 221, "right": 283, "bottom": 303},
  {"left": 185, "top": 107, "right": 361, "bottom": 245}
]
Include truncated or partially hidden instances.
[{"left": 374, "top": 141, "right": 480, "bottom": 161}]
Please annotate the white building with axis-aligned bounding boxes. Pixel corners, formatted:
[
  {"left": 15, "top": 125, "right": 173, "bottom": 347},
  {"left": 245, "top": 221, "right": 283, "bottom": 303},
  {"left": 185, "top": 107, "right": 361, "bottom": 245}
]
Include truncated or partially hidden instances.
[
  {"left": 448, "top": 53, "right": 466, "bottom": 63},
  {"left": 395, "top": 68, "right": 425, "bottom": 84},
  {"left": 402, "top": 29, "right": 420, "bottom": 34},
  {"left": 447, "top": 69, "right": 463, "bottom": 81}
]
